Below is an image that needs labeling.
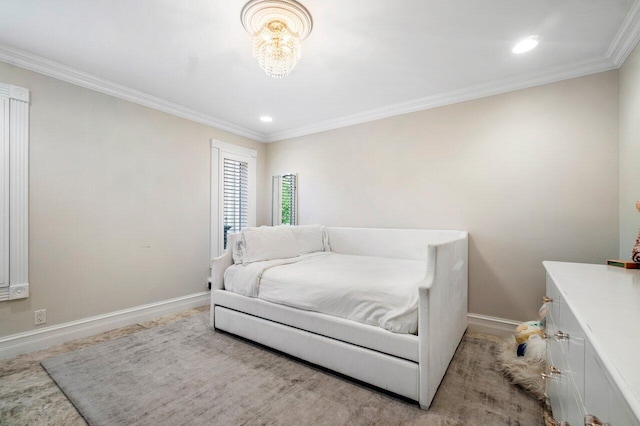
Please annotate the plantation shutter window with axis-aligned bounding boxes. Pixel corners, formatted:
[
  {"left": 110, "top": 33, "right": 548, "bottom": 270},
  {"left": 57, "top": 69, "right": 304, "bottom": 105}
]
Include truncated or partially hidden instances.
[
  {"left": 281, "top": 174, "right": 297, "bottom": 226},
  {"left": 210, "top": 140, "right": 257, "bottom": 258},
  {"left": 223, "top": 158, "right": 249, "bottom": 249},
  {"left": 0, "top": 82, "right": 30, "bottom": 301},
  {"left": 272, "top": 174, "right": 297, "bottom": 226}
]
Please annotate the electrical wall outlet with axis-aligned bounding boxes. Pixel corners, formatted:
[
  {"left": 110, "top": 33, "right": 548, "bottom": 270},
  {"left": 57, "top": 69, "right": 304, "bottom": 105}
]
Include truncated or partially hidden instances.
[{"left": 34, "top": 309, "right": 46, "bottom": 325}]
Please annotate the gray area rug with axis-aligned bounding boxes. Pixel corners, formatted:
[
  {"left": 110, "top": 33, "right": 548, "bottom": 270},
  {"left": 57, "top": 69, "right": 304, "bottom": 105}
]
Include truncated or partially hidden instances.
[{"left": 42, "top": 313, "right": 543, "bottom": 425}]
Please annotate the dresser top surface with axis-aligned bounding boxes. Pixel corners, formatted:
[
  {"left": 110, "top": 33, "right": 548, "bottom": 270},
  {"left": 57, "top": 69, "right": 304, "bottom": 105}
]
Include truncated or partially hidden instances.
[{"left": 543, "top": 261, "right": 640, "bottom": 417}]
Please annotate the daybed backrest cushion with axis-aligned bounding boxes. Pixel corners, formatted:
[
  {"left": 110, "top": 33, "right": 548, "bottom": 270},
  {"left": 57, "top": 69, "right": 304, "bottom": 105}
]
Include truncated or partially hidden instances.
[
  {"left": 326, "top": 227, "right": 466, "bottom": 260},
  {"left": 232, "top": 225, "right": 330, "bottom": 264},
  {"left": 290, "top": 224, "right": 330, "bottom": 255}
]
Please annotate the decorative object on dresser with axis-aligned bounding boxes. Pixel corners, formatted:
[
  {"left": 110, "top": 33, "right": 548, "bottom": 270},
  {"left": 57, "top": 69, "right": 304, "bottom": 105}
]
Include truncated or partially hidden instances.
[
  {"left": 606, "top": 259, "right": 640, "bottom": 269},
  {"left": 543, "top": 261, "right": 640, "bottom": 426},
  {"left": 632, "top": 200, "right": 640, "bottom": 263}
]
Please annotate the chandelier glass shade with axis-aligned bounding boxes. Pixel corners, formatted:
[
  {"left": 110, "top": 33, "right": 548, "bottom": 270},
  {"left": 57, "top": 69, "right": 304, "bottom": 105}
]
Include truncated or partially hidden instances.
[
  {"left": 253, "top": 20, "right": 301, "bottom": 78},
  {"left": 241, "top": 0, "right": 313, "bottom": 79}
]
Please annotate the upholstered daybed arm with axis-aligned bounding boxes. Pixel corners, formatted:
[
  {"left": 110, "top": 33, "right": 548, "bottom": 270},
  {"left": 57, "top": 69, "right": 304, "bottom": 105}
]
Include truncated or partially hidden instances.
[
  {"left": 210, "top": 234, "right": 239, "bottom": 328},
  {"left": 211, "top": 250, "right": 232, "bottom": 291},
  {"left": 210, "top": 233, "right": 241, "bottom": 289},
  {"left": 417, "top": 233, "right": 468, "bottom": 409}
]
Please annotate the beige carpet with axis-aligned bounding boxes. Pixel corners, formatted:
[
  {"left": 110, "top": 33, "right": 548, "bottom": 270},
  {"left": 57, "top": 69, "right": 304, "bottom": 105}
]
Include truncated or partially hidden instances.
[
  {"left": 1, "top": 307, "right": 543, "bottom": 425},
  {"left": 0, "top": 307, "right": 207, "bottom": 426}
]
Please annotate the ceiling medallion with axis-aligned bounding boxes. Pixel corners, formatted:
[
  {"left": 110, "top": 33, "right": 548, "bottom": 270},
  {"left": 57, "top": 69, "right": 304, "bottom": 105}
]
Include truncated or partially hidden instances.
[{"left": 241, "top": 0, "right": 313, "bottom": 78}]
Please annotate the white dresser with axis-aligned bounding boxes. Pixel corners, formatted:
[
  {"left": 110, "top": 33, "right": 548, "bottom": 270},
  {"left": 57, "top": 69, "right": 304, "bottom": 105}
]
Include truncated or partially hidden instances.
[{"left": 544, "top": 261, "right": 640, "bottom": 426}]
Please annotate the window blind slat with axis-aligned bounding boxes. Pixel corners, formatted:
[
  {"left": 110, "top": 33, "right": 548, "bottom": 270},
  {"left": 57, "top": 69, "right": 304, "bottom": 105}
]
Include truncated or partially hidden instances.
[{"left": 223, "top": 158, "right": 249, "bottom": 249}]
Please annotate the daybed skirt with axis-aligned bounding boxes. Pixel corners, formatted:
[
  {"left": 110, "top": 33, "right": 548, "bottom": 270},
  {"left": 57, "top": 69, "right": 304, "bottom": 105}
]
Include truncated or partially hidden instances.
[{"left": 213, "top": 289, "right": 419, "bottom": 362}]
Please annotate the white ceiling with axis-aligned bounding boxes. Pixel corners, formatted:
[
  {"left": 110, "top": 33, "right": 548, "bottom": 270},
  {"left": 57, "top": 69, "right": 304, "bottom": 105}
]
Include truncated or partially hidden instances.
[{"left": 0, "top": 0, "right": 638, "bottom": 142}]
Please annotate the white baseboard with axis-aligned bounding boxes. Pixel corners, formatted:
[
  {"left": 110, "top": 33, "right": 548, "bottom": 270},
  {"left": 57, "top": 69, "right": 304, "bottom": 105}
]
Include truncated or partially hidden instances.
[
  {"left": 0, "top": 291, "right": 209, "bottom": 360},
  {"left": 467, "top": 313, "right": 520, "bottom": 338},
  {"left": 0, "top": 299, "right": 518, "bottom": 360}
]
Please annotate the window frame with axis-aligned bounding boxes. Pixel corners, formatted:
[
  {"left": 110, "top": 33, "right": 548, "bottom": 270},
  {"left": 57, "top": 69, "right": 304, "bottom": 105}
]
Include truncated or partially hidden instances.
[
  {"left": 272, "top": 173, "right": 298, "bottom": 226},
  {"left": 222, "top": 155, "right": 249, "bottom": 249},
  {"left": 0, "top": 82, "right": 30, "bottom": 301},
  {"left": 210, "top": 139, "right": 256, "bottom": 259}
]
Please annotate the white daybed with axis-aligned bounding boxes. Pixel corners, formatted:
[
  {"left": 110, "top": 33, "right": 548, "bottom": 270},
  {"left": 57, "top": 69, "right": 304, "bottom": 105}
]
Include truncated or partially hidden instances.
[{"left": 210, "top": 227, "right": 468, "bottom": 409}]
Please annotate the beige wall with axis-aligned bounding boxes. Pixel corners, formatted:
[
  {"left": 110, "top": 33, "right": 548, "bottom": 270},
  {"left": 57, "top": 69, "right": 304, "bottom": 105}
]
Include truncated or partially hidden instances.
[
  {"left": 0, "top": 61, "right": 267, "bottom": 336},
  {"left": 266, "top": 71, "right": 620, "bottom": 321},
  {"left": 620, "top": 44, "right": 640, "bottom": 258},
  {"left": 0, "top": 60, "right": 623, "bottom": 336}
]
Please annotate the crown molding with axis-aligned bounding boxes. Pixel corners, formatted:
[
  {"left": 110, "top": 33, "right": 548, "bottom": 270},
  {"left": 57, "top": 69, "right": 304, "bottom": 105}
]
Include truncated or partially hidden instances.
[
  {"left": 607, "top": 0, "right": 640, "bottom": 66},
  {"left": 0, "top": 43, "right": 268, "bottom": 142},
  {"left": 263, "top": 0, "right": 640, "bottom": 142},
  {"left": 264, "top": 55, "right": 617, "bottom": 142},
  {"left": 2, "top": 0, "right": 639, "bottom": 145}
]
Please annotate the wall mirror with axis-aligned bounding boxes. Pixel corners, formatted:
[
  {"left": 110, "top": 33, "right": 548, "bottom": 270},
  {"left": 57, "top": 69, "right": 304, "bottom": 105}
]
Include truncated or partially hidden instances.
[{"left": 272, "top": 174, "right": 298, "bottom": 225}]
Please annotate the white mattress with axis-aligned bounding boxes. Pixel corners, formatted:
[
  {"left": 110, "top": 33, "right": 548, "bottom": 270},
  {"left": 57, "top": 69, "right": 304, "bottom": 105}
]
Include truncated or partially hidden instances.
[{"left": 224, "top": 252, "right": 427, "bottom": 334}]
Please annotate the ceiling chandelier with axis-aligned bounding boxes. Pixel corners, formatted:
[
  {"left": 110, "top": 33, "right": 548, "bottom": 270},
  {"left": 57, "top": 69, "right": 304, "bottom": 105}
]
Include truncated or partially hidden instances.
[{"left": 241, "top": 0, "right": 313, "bottom": 79}]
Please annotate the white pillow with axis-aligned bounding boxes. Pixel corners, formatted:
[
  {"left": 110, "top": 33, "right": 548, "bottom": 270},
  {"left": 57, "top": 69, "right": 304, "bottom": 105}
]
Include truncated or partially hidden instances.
[
  {"left": 290, "top": 225, "right": 330, "bottom": 255},
  {"left": 235, "top": 226, "right": 299, "bottom": 264}
]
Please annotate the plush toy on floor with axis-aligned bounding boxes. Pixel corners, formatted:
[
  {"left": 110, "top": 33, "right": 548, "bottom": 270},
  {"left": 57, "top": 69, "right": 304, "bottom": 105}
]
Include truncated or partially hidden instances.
[
  {"left": 515, "top": 320, "right": 543, "bottom": 344},
  {"left": 496, "top": 303, "right": 548, "bottom": 400},
  {"left": 514, "top": 320, "right": 545, "bottom": 360},
  {"left": 516, "top": 334, "right": 546, "bottom": 362},
  {"left": 632, "top": 200, "right": 640, "bottom": 263}
]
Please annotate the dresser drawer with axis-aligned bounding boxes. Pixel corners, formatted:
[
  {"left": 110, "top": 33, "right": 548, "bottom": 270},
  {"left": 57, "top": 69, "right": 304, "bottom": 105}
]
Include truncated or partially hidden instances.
[
  {"left": 558, "top": 296, "right": 586, "bottom": 403},
  {"left": 584, "top": 340, "right": 640, "bottom": 426},
  {"left": 547, "top": 336, "right": 566, "bottom": 380},
  {"left": 566, "top": 378, "right": 586, "bottom": 426},
  {"left": 611, "top": 387, "right": 639, "bottom": 426},
  {"left": 546, "top": 345, "right": 568, "bottom": 423},
  {"left": 546, "top": 274, "right": 586, "bottom": 405},
  {"left": 545, "top": 273, "right": 561, "bottom": 326}
]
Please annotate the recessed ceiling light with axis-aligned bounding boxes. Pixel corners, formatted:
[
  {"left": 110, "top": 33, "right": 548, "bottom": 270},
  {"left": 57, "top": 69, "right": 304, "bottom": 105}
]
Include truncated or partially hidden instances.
[
  {"left": 512, "top": 36, "right": 539, "bottom": 54},
  {"left": 260, "top": 116, "right": 273, "bottom": 122}
]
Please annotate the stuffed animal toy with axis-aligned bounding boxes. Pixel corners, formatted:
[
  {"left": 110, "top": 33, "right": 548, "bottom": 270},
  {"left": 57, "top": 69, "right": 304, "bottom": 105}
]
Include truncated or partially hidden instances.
[
  {"left": 498, "top": 318, "right": 548, "bottom": 400},
  {"left": 515, "top": 319, "right": 546, "bottom": 359},
  {"left": 514, "top": 320, "right": 544, "bottom": 345},
  {"left": 633, "top": 200, "right": 640, "bottom": 263},
  {"left": 516, "top": 334, "right": 546, "bottom": 362}
]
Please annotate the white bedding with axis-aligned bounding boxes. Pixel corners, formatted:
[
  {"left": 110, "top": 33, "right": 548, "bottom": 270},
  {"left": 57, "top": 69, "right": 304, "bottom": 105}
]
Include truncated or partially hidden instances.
[
  {"left": 223, "top": 252, "right": 427, "bottom": 333},
  {"left": 223, "top": 252, "right": 328, "bottom": 297}
]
